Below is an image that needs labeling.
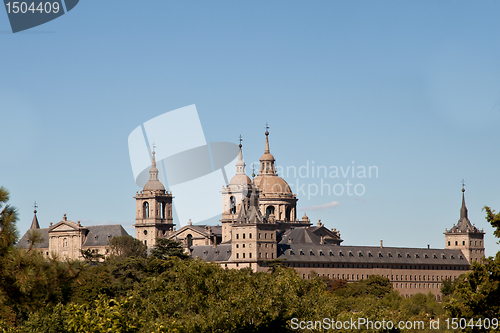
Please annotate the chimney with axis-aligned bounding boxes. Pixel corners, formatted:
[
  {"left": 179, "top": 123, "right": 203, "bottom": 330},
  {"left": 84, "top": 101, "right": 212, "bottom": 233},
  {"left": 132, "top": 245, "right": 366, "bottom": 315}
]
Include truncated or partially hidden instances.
[
  {"left": 380, "top": 240, "right": 383, "bottom": 248},
  {"left": 427, "top": 244, "right": 430, "bottom": 249}
]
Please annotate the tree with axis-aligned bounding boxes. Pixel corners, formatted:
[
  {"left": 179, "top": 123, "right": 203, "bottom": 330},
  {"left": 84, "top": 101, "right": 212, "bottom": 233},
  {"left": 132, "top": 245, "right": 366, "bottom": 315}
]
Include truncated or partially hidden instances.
[
  {"left": 446, "top": 206, "right": 500, "bottom": 329},
  {"left": 80, "top": 249, "right": 104, "bottom": 264},
  {"left": 108, "top": 236, "right": 147, "bottom": 258},
  {"left": 0, "top": 187, "right": 18, "bottom": 254},
  {"left": 150, "top": 238, "right": 189, "bottom": 260}
]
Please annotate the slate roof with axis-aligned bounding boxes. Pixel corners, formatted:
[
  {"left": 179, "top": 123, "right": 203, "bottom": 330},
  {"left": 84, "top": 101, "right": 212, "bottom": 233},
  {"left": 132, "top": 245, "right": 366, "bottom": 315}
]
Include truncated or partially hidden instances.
[
  {"left": 190, "top": 244, "right": 232, "bottom": 262},
  {"left": 82, "top": 225, "right": 129, "bottom": 247},
  {"left": 446, "top": 190, "right": 483, "bottom": 234},
  {"left": 16, "top": 224, "right": 129, "bottom": 249},
  {"left": 280, "top": 227, "right": 321, "bottom": 245},
  {"left": 277, "top": 244, "right": 469, "bottom": 266},
  {"left": 16, "top": 228, "right": 49, "bottom": 249}
]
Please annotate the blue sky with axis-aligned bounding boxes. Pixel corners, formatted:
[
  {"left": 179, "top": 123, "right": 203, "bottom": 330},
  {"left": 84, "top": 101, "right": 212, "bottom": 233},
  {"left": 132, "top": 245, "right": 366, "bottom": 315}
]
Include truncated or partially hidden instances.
[{"left": 1, "top": 1, "right": 499, "bottom": 256}]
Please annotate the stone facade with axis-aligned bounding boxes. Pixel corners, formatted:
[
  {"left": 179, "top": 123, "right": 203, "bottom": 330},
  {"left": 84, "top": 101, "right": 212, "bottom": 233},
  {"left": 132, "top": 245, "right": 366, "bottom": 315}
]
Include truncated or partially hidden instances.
[
  {"left": 169, "top": 129, "right": 483, "bottom": 299},
  {"left": 17, "top": 212, "right": 128, "bottom": 260}
]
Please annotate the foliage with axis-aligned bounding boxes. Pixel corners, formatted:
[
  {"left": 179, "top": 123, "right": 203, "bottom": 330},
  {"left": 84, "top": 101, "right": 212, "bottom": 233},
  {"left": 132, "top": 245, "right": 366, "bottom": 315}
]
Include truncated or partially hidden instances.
[
  {"left": 334, "top": 274, "right": 393, "bottom": 298},
  {"left": 445, "top": 206, "right": 500, "bottom": 332},
  {"left": 0, "top": 187, "right": 19, "bottom": 254},
  {"left": 150, "top": 238, "right": 189, "bottom": 260},
  {"left": 109, "top": 235, "right": 147, "bottom": 259}
]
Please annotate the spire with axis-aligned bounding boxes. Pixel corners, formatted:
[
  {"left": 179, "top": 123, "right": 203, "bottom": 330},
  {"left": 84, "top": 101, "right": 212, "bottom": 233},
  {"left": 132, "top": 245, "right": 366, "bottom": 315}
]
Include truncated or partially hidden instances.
[
  {"left": 258, "top": 124, "right": 276, "bottom": 175},
  {"left": 265, "top": 123, "right": 270, "bottom": 154},
  {"left": 151, "top": 143, "right": 157, "bottom": 168},
  {"left": 149, "top": 144, "right": 159, "bottom": 181},
  {"left": 143, "top": 144, "right": 165, "bottom": 191},
  {"left": 460, "top": 181, "right": 468, "bottom": 220},
  {"left": 236, "top": 135, "right": 245, "bottom": 175},
  {"left": 30, "top": 202, "right": 40, "bottom": 229}
]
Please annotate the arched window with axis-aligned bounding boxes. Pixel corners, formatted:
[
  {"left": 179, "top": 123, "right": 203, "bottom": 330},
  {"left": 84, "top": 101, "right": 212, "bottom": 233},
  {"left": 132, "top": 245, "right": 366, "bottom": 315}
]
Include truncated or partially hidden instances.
[
  {"left": 266, "top": 206, "right": 275, "bottom": 218},
  {"left": 143, "top": 202, "right": 149, "bottom": 218},
  {"left": 161, "top": 202, "right": 166, "bottom": 219},
  {"left": 187, "top": 234, "right": 193, "bottom": 247},
  {"left": 285, "top": 207, "right": 291, "bottom": 221},
  {"left": 230, "top": 196, "right": 236, "bottom": 214},
  {"left": 63, "top": 238, "right": 68, "bottom": 247}
]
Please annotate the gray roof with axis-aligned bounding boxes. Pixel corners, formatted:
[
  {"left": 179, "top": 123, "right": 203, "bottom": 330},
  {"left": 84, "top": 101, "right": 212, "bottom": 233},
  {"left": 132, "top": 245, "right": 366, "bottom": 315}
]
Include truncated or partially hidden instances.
[
  {"left": 447, "top": 191, "right": 483, "bottom": 234},
  {"left": 236, "top": 190, "right": 267, "bottom": 224},
  {"left": 16, "top": 224, "right": 129, "bottom": 249},
  {"left": 190, "top": 244, "right": 232, "bottom": 262},
  {"left": 30, "top": 212, "right": 40, "bottom": 230},
  {"left": 16, "top": 228, "right": 49, "bottom": 249},
  {"left": 280, "top": 227, "right": 321, "bottom": 245},
  {"left": 277, "top": 244, "right": 469, "bottom": 266},
  {"left": 82, "top": 225, "right": 129, "bottom": 247}
]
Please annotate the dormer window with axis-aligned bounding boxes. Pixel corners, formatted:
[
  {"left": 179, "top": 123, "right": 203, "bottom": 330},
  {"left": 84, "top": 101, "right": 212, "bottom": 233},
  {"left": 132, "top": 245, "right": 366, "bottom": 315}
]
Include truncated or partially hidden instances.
[{"left": 378, "top": 253, "right": 383, "bottom": 258}]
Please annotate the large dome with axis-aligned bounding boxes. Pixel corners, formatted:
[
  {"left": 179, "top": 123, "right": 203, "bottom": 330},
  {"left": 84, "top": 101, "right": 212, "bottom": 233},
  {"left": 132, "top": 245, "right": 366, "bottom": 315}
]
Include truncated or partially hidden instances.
[{"left": 253, "top": 175, "right": 292, "bottom": 194}]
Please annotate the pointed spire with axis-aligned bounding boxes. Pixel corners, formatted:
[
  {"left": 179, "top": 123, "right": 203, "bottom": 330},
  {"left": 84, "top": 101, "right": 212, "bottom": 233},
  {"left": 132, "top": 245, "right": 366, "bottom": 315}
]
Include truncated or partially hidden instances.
[
  {"left": 151, "top": 143, "right": 157, "bottom": 168},
  {"left": 264, "top": 123, "right": 270, "bottom": 154},
  {"left": 258, "top": 124, "right": 276, "bottom": 175},
  {"left": 236, "top": 135, "right": 245, "bottom": 174},
  {"left": 460, "top": 183, "right": 468, "bottom": 220},
  {"left": 30, "top": 202, "right": 40, "bottom": 230},
  {"left": 143, "top": 143, "right": 165, "bottom": 191},
  {"left": 149, "top": 143, "right": 159, "bottom": 181}
]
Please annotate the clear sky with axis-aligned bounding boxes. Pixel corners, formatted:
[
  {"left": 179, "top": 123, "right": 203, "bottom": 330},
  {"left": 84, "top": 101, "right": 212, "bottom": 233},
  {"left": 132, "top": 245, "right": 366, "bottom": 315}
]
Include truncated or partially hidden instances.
[{"left": 1, "top": 0, "right": 499, "bottom": 256}]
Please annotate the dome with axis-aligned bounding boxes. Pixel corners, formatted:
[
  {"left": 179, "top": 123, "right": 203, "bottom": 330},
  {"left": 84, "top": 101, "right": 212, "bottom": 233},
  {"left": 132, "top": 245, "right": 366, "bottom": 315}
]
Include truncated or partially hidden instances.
[
  {"left": 253, "top": 175, "right": 292, "bottom": 194},
  {"left": 260, "top": 152, "right": 275, "bottom": 162},
  {"left": 230, "top": 174, "right": 252, "bottom": 185},
  {"left": 143, "top": 179, "right": 165, "bottom": 191}
]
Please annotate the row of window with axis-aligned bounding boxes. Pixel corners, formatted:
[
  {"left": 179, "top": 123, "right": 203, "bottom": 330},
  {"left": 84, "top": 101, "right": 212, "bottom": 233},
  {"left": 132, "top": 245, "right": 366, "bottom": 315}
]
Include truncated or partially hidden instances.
[
  {"left": 142, "top": 202, "right": 171, "bottom": 219},
  {"left": 235, "top": 243, "right": 274, "bottom": 249},
  {"left": 290, "top": 249, "right": 463, "bottom": 261},
  {"left": 448, "top": 240, "right": 482, "bottom": 246},
  {"left": 234, "top": 252, "right": 275, "bottom": 259},
  {"left": 285, "top": 262, "right": 468, "bottom": 271},
  {"left": 235, "top": 232, "right": 274, "bottom": 240},
  {"left": 304, "top": 273, "right": 458, "bottom": 284}
]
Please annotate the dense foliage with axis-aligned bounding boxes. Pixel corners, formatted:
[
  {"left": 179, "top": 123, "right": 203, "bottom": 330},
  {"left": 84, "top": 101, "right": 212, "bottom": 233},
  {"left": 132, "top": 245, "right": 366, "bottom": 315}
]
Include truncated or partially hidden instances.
[{"left": 1, "top": 186, "right": 498, "bottom": 332}]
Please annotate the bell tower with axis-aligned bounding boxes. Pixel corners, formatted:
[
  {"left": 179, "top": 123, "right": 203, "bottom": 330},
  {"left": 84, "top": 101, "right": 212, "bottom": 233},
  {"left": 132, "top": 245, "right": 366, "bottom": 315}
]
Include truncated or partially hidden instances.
[
  {"left": 221, "top": 136, "right": 252, "bottom": 243},
  {"left": 134, "top": 146, "right": 175, "bottom": 248},
  {"left": 444, "top": 183, "right": 485, "bottom": 263}
]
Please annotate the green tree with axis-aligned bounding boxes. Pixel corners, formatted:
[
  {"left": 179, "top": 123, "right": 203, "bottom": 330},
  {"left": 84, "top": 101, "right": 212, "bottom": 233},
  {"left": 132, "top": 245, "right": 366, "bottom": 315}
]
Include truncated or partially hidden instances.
[
  {"left": 446, "top": 206, "right": 500, "bottom": 330},
  {"left": 0, "top": 187, "right": 18, "bottom": 255},
  {"left": 109, "top": 236, "right": 147, "bottom": 258},
  {"left": 150, "top": 238, "right": 189, "bottom": 260}
]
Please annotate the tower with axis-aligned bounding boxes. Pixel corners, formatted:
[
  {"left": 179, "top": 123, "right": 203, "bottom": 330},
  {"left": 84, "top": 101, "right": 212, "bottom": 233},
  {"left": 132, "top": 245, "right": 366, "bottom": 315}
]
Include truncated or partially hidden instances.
[
  {"left": 444, "top": 185, "right": 485, "bottom": 263},
  {"left": 231, "top": 188, "right": 277, "bottom": 268},
  {"left": 134, "top": 147, "right": 175, "bottom": 248},
  {"left": 220, "top": 137, "right": 253, "bottom": 242},
  {"left": 252, "top": 125, "right": 307, "bottom": 229}
]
